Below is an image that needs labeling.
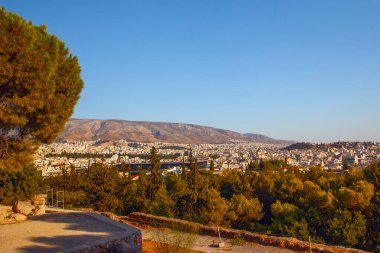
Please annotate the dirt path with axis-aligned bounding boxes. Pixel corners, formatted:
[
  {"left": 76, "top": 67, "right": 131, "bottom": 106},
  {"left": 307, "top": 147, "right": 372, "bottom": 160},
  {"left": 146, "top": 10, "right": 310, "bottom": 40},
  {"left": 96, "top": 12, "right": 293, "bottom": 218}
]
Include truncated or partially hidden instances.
[{"left": 142, "top": 228, "right": 297, "bottom": 253}]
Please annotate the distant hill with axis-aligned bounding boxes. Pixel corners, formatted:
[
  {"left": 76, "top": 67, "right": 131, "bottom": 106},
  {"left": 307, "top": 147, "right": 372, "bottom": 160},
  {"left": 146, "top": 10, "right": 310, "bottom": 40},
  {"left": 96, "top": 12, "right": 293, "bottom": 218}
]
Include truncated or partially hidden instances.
[
  {"left": 57, "top": 119, "right": 293, "bottom": 145},
  {"left": 283, "top": 141, "right": 375, "bottom": 151},
  {"left": 243, "top": 133, "right": 294, "bottom": 145}
]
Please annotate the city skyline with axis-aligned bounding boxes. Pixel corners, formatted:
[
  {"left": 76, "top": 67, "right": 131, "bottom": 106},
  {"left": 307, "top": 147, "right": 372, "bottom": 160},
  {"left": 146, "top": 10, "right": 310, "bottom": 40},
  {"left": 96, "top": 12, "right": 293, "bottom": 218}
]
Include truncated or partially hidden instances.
[{"left": 2, "top": 1, "right": 380, "bottom": 142}]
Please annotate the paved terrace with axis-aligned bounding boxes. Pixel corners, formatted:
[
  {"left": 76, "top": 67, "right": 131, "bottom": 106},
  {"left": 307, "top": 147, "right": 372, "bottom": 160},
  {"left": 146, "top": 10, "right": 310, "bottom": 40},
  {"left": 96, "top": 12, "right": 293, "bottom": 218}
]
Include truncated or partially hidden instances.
[{"left": 0, "top": 211, "right": 141, "bottom": 253}]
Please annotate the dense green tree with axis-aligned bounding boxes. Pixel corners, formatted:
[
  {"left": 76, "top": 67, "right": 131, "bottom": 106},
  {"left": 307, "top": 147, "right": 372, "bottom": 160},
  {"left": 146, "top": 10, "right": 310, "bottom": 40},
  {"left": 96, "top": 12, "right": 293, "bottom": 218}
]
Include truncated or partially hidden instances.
[
  {"left": 181, "top": 157, "right": 187, "bottom": 180},
  {"left": 220, "top": 169, "right": 242, "bottom": 199},
  {"left": 187, "top": 148, "right": 200, "bottom": 190},
  {"left": 226, "top": 194, "right": 263, "bottom": 230},
  {"left": 146, "top": 147, "right": 163, "bottom": 200},
  {"left": 247, "top": 160, "right": 259, "bottom": 171},
  {"left": 239, "top": 171, "right": 255, "bottom": 199},
  {"left": 270, "top": 200, "right": 309, "bottom": 240},
  {"left": 299, "top": 181, "right": 334, "bottom": 212},
  {"left": 259, "top": 159, "right": 265, "bottom": 170},
  {"left": 253, "top": 171, "right": 277, "bottom": 224},
  {"left": 315, "top": 174, "right": 337, "bottom": 192},
  {"left": 326, "top": 209, "right": 366, "bottom": 247},
  {"left": 305, "top": 208, "right": 325, "bottom": 243},
  {"left": 172, "top": 183, "right": 193, "bottom": 219},
  {"left": 135, "top": 169, "right": 148, "bottom": 210},
  {"left": 0, "top": 8, "right": 84, "bottom": 171},
  {"left": 82, "top": 163, "right": 121, "bottom": 212},
  {"left": 363, "top": 161, "right": 380, "bottom": 251},
  {"left": 337, "top": 180, "right": 374, "bottom": 211},
  {"left": 143, "top": 184, "right": 174, "bottom": 217},
  {"left": 276, "top": 174, "right": 303, "bottom": 202},
  {"left": 341, "top": 169, "right": 364, "bottom": 187},
  {"left": 141, "top": 147, "right": 174, "bottom": 217},
  {"left": 185, "top": 148, "right": 204, "bottom": 218},
  {"left": 209, "top": 159, "right": 215, "bottom": 172},
  {"left": 0, "top": 166, "right": 42, "bottom": 204},
  {"left": 43, "top": 166, "right": 86, "bottom": 208},
  {"left": 364, "top": 161, "right": 380, "bottom": 189},
  {"left": 117, "top": 163, "right": 139, "bottom": 214},
  {"left": 197, "top": 188, "right": 228, "bottom": 225},
  {"left": 367, "top": 197, "right": 380, "bottom": 252}
]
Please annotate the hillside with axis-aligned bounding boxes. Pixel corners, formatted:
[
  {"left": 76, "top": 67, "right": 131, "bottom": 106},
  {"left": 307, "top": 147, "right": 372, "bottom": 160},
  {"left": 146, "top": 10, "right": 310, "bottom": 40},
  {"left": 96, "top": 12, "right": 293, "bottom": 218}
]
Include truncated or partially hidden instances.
[{"left": 57, "top": 119, "right": 292, "bottom": 145}]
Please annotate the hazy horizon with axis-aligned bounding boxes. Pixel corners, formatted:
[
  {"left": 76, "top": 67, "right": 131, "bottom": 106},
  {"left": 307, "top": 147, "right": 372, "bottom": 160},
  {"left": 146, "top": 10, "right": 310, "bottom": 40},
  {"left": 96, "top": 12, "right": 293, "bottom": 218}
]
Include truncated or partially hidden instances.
[{"left": 3, "top": 1, "right": 380, "bottom": 143}]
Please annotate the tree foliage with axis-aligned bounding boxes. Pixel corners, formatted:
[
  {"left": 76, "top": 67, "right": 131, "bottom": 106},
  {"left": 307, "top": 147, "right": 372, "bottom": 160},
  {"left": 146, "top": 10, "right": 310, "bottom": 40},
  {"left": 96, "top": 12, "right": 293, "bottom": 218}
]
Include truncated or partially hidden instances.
[
  {"left": 326, "top": 209, "right": 366, "bottom": 247},
  {"left": 0, "top": 8, "right": 83, "bottom": 171},
  {"left": 271, "top": 200, "right": 309, "bottom": 240},
  {"left": 38, "top": 153, "right": 380, "bottom": 252},
  {"left": 0, "top": 166, "right": 42, "bottom": 204},
  {"left": 226, "top": 194, "right": 263, "bottom": 229}
]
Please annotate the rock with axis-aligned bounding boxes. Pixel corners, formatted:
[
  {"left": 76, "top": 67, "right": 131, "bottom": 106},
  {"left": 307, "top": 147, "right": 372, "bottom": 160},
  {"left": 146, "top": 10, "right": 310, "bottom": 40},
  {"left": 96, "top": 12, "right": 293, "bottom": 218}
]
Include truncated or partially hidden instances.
[
  {"left": 0, "top": 208, "right": 11, "bottom": 222},
  {"left": 31, "top": 194, "right": 46, "bottom": 206},
  {"left": 11, "top": 213, "right": 28, "bottom": 222},
  {"left": 32, "top": 205, "right": 45, "bottom": 216},
  {"left": 12, "top": 200, "right": 35, "bottom": 216},
  {"left": 101, "top": 212, "right": 119, "bottom": 221},
  {"left": 0, "top": 209, "right": 9, "bottom": 217},
  {"left": 0, "top": 207, "right": 13, "bottom": 224},
  {"left": 0, "top": 213, "right": 5, "bottom": 223}
]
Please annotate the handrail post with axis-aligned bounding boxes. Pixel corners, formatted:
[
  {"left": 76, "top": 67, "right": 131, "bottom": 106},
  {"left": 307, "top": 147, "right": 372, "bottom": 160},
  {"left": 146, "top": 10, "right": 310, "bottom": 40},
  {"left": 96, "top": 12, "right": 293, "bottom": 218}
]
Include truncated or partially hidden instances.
[{"left": 309, "top": 236, "right": 312, "bottom": 253}]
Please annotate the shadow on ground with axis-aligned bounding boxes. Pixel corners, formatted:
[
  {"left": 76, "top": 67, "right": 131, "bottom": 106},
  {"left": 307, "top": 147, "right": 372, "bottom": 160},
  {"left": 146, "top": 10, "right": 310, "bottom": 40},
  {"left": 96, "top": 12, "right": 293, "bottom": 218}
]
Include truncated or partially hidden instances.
[{"left": 1, "top": 213, "right": 125, "bottom": 253}]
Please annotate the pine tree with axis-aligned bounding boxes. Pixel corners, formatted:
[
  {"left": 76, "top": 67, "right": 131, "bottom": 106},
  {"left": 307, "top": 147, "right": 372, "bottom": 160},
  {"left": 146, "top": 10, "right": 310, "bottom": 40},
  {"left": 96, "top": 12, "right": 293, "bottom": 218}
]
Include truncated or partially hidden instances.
[
  {"left": 210, "top": 159, "right": 215, "bottom": 172},
  {"left": 259, "top": 159, "right": 265, "bottom": 169},
  {"left": 146, "top": 147, "right": 163, "bottom": 200},
  {"left": 187, "top": 148, "right": 200, "bottom": 191},
  {"left": 0, "top": 8, "right": 84, "bottom": 171},
  {"left": 181, "top": 157, "right": 187, "bottom": 180},
  {"left": 186, "top": 148, "right": 203, "bottom": 219},
  {"left": 247, "top": 160, "right": 258, "bottom": 171},
  {"left": 81, "top": 163, "right": 121, "bottom": 212}
]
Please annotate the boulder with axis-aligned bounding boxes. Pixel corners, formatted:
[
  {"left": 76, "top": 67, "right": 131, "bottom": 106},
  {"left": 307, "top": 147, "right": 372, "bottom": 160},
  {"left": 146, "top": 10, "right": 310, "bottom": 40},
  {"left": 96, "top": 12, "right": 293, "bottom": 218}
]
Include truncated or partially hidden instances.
[
  {"left": 0, "top": 207, "right": 13, "bottom": 224},
  {"left": 31, "top": 194, "right": 46, "bottom": 206},
  {"left": 33, "top": 205, "right": 46, "bottom": 215},
  {"left": 0, "top": 212, "right": 5, "bottom": 223},
  {"left": 0, "top": 208, "right": 9, "bottom": 217},
  {"left": 11, "top": 213, "right": 28, "bottom": 222},
  {"left": 12, "top": 200, "right": 35, "bottom": 216},
  {"left": 0, "top": 209, "right": 11, "bottom": 221}
]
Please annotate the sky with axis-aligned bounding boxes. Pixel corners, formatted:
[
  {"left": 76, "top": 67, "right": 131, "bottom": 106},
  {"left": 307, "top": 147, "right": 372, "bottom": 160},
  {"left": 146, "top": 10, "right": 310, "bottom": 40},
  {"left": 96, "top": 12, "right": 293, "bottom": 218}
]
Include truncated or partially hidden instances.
[{"left": 1, "top": 1, "right": 380, "bottom": 142}]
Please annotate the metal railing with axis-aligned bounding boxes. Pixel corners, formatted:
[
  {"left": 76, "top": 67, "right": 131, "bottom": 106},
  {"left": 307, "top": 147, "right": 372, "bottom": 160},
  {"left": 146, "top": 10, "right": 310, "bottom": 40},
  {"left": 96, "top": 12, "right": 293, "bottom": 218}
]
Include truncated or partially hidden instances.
[{"left": 45, "top": 189, "right": 65, "bottom": 209}]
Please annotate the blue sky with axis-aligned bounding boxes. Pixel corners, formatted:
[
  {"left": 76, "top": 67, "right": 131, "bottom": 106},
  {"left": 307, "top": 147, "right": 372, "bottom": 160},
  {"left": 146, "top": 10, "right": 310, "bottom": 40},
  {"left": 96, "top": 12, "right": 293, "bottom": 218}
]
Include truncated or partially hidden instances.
[{"left": 2, "top": 1, "right": 380, "bottom": 142}]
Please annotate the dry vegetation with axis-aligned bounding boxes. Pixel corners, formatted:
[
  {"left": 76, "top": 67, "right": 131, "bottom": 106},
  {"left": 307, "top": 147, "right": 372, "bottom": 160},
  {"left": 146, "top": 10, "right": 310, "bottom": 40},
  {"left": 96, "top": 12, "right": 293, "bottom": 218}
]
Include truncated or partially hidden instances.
[{"left": 142, "top": 240, "right": 204, "bottom": 253}]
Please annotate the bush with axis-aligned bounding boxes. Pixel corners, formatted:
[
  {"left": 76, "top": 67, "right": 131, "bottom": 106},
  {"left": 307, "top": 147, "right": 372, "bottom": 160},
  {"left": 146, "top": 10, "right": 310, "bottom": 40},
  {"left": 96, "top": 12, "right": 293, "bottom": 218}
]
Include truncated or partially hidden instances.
[{"left": 0, "top": 166, "right": 42, "bottom": 205}]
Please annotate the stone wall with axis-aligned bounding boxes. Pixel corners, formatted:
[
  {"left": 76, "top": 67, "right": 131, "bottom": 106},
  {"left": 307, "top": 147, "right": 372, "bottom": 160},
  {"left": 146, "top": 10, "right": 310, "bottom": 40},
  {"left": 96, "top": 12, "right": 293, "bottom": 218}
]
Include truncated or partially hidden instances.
[{"left": 72, "top": 233, "right": 141, "bottom": 253}]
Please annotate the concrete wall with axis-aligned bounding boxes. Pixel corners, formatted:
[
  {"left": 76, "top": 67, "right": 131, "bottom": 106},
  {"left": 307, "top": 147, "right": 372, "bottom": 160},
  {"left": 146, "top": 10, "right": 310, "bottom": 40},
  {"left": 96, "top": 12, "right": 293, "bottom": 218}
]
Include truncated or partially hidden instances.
[
  {"left": 46, "top": 209, "right": 142, "bottom": 253},
  {"left": 71, "top": 234, "right": 141, "bottom": 253}
]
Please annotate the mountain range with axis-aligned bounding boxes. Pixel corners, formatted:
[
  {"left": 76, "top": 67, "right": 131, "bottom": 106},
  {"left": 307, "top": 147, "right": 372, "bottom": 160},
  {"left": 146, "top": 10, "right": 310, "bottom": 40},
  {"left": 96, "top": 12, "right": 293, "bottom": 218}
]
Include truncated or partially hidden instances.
[{"left": 57, "top": 119, "right": 294, "bottom": 145}]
